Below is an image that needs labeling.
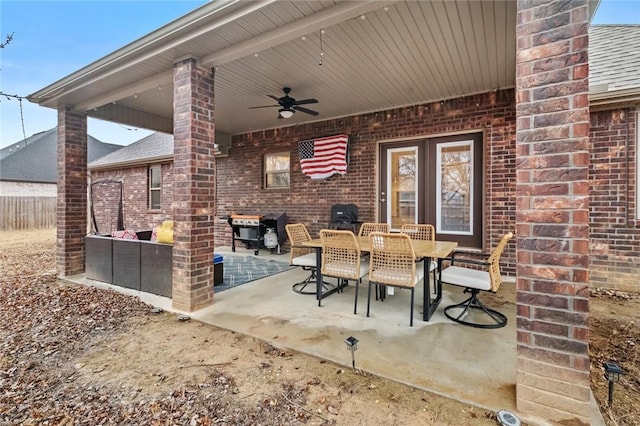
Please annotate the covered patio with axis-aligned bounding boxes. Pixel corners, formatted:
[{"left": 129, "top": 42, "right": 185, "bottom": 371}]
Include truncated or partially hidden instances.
[{"left": 31, "top": 0, "right": 598, "bottom": 422}]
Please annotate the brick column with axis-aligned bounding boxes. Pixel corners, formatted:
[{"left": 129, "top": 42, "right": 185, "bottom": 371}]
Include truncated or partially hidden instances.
[
  {"left": 515, "top": 0, "right": 591, "bottom": 422},
  {"left": 57, "top": 107, "right": 88, "bottom": 276},
  {"left": 172, "top": 57, "right": 216, "bottom": 312}
]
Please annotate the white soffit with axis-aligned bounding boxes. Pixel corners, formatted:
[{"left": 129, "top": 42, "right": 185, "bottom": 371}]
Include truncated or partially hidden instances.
[{"left": 30, "top": 1, "right": 519, "bottom": 135}]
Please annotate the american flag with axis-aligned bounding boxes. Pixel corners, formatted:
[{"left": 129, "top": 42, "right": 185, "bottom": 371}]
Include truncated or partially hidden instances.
[{"left": 298, "top": 134, "right": 349, "bottom": 179}]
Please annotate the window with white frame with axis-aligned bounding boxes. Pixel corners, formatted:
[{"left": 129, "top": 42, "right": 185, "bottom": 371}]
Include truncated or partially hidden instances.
[
  {"left": 264, "top": 152, "right": 290, "bottom": 188},
  {"left": 436, "top": 140, "right": 474, "bottom": 235},
  {"left": 149, "top": 165, "right": 162, "bottom": 210}
]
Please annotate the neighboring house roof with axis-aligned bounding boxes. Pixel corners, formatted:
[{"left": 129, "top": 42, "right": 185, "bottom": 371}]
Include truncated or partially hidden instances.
[
  {"left": 89, "top": 132, "right": 174, "bottom": 170},
  {"left": 589, "top": 25, "right": 640, "bottom": 106},
  {"left": 0, "top": 128, "right": 122, "bottom": 183},
  {"left": 89, "top": 130, "right": 230, "bottom": 169}
]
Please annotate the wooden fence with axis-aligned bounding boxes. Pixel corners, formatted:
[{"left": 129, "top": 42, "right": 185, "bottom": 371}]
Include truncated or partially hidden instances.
[{"left": 0, "top": 196, "right": 56, "bottom": 230}]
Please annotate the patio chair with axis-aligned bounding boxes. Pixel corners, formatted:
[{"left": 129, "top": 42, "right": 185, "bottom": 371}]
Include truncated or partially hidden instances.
[
  {"left": 367, "top": 232, "right": 424, "bottom": 326},
  {"left": 285, "top": 223, "right": 334, "bottom": 294},
  {"left": 319, "top": 229, "right": 369, "bottom": 314},
  {"left": 400, "top": 223, "right": 434, "bottom": 241},
  {"left": 439, "top": 232, "right": 513, "bottom": 329},
  {"left": 358, "top": 222, "right": 390, "bottom": 237},
  {"left": 400, "top": 223, "right": 438, "bottom": 288},
  {"left": 358, "top": 223, "right": 390, "bottom": 299}
]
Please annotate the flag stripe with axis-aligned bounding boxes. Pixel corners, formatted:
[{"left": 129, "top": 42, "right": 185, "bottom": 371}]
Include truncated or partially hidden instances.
[{"left": 298, "top": 134, "right": 348, "bottom": 179}]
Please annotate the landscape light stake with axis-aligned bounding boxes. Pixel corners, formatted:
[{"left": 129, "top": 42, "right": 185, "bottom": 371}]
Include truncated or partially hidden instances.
[
  {"left": 345, "top": 336, "right": 359, "bottom": 370},
  {"left": 603, "top": 361, "right": 624, "bottom": 406}
]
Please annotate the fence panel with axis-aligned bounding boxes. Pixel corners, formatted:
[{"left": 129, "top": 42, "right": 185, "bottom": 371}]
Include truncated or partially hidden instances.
[{"left": 0, "top": 196, "right": 56, "bottom": 230}]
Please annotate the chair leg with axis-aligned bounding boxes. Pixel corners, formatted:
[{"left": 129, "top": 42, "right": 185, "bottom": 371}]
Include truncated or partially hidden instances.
[
  {"left": 292, "top": 268, "right": 334, "bottom": 295},
  {"left": 366, "top": 281, "right": 373, "bottom": 318},
  {"left": 378, "top": 284, "right": 386, "bottom": 301},
  {"left": 354, "top": 278, "right": 359, "bottom": 315},
  {"left": 409, "top": 288, "right": 414, "bottom": 327},
  {"left": 444, "top": 288, "right": 507, "bottom": 329}
]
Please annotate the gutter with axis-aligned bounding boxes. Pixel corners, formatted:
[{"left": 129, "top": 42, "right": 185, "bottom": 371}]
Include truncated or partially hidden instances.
[
  {"left": 590, "top": 86, "right": 640, "bottom": 110},
  {"left": 89, "top": 155, "right": 175, "bottom": 172}
]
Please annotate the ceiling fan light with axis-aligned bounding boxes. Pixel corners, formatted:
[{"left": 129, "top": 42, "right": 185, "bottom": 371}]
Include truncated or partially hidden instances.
[{"left": 279, "top": 108, "right": 294, "bottom": 119}]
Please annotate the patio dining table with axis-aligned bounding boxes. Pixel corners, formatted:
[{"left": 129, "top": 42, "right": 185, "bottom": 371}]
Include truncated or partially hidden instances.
[{"left": 301, "top": 236, "right": 458, "bottom": 321}]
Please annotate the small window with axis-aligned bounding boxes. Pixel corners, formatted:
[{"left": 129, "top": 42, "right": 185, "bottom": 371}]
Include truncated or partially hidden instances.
[
  {"left": 264, "top": 152, "right": 290, "bottom": 188},
  {"left": 149, "top": 165, "right": 162, "bottom": 210}
]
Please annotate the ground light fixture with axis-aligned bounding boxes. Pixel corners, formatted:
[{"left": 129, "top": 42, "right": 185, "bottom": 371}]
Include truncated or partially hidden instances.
[
  {"left": 496, "top": 409, "right": 521, "bottom": 426},
  {"left": 603, "top": 361, "right": 624, "bottom": 406},
  {"left": 345, "top": 336, "right": 358, "bottom": 370}
]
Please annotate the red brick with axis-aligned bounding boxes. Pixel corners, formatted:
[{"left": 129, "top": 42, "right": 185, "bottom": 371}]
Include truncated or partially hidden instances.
[{"left": 57, "top": 107, "right": 88, "bottom": 276}]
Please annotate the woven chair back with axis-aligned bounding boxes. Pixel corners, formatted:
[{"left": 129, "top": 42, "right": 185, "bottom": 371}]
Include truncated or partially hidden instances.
[
  {"left": 368, "top": 232, "right": 417, "bottom": 289},
  {"left": 401, "top": 224, "right": 435, "bottom": 241},
  {"left": 358, "top": 222, "right": 390, "bottom": 237},
  {"left": 319, "top": 229, "right": 363, "bottom": 280},
  {"left": 285, "top": 224, "right": 314, "bottom": 264},
  {"left": 487, "top": 232, "right": 514, "bottom": 292}
]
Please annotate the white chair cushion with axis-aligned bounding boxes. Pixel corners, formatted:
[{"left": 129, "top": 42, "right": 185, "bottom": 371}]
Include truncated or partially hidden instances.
[
  {"left": 440, "top": 265, "right": 491, "bottom": 291},
  {"left": 292, "top": 253, "right": 317, "bottom": 268},
  {"left": 416, "top": 262, "right": 425, "bottom": 281},
  {"left": 416, "top": 258, "right": 437, "bottom": 271}
]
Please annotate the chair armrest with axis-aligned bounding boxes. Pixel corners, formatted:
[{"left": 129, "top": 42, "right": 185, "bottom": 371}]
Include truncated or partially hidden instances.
[
  {"left": 440, "top": 256, "right": 489, "bottom": 268},
  {"left": 450, "top": 250, "right": 490, "bottom": 260}
]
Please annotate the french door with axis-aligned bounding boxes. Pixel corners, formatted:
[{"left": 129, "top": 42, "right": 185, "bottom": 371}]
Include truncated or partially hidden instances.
[{"left": 379, "top": 133, "right": 483, "bottom": 248}]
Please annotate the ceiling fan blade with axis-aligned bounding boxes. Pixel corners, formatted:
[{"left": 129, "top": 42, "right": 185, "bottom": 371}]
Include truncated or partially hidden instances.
[
  {"left": 293, "top": 105, "right": 319, "bottom": 116},
  {"left": 293, "top": 98, "right": 318, "bottom": 105},
  {"left": 249, "top": 104, "right": 279, "bottom": 109},
  {"left": 267, "top": 95, "right": 281, "bottom": 101}
]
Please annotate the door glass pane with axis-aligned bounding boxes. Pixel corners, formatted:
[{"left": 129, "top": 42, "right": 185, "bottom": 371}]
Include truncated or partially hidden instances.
[
  {"left": 387, "top": 148, "right": 417, "bottom": 230},
  {"left": 437, "top": 141, "right": 472, "bottom": 235}
]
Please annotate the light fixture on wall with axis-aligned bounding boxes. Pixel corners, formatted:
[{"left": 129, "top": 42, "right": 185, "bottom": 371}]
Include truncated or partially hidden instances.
[{"left": 279, "top": 107, "right": 294, "bottom": 118}]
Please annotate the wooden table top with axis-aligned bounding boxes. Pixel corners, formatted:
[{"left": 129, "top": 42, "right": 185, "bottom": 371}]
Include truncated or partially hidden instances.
[{"left": 301, "top": 236, "right": 458, "bottom": 259}]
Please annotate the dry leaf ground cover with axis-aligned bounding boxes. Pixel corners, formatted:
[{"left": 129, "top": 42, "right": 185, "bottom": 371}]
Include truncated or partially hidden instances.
[{"left": 1, "top": 229, "right": 638, "bottom": 425}]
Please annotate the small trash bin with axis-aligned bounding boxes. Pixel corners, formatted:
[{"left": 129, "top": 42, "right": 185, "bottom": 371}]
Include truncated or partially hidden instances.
[{"left": 213, "top": 253, "right": 224, "bottom": 286}]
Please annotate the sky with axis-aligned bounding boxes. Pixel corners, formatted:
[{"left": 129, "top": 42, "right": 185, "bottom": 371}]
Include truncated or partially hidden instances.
[{"left": 0, "top": 0, "right": 639, "bottom": 149}]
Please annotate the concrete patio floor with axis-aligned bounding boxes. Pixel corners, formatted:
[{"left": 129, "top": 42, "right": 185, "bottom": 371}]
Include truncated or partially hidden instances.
[
  {"left": 196, "top": 247, "right": 519, "bottom": 414},
  {"left": 68, "top": 246, "right": 605, "bottom": 425}
]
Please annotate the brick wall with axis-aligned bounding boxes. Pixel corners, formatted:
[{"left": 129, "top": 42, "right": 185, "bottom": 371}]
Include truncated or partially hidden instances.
[
  {"left": 590, "top": 108, "right": 639, "bottom": 291},
  {"left": 92, "top": 163, "right": 173, "bottom": 233},
  {"left": 92, "top": 98, "right": 640, "bottom": 295},
  {"left": 97, "top": 90, "right": 518, "bottom": 274},
  {"left": 171, "top": 58, "right": 216, "bottom": 312},
  {"left": 515, "top": 0, "right": 591, "bottom": 422},
  {"left": 213, "top": 90, "right": 517, "bottom": 274},
  {"left": 57, "top": 107, "right": 88, "bottom": 276}
]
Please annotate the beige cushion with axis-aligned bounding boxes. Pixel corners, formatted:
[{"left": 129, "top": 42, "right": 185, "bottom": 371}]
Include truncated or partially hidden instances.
[
  {"left": 440, "top": 265, "right": 491, "bottom": 291},
  {"left": 371, "top": 262, "right": 424, "bottom": 286},
  {"left": 291, "top": 253, "right": 317, "bottom": 268}
]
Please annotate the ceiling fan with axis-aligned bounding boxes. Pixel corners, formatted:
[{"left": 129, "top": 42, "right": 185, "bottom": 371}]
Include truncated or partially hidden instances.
[{"left": 249, "top": 87, "right": 319, "bottom": 119}]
